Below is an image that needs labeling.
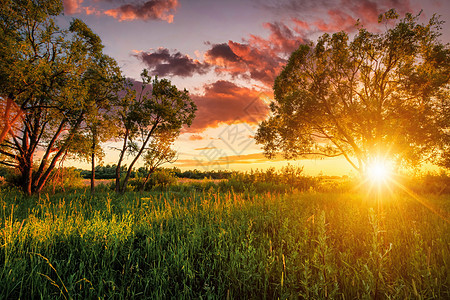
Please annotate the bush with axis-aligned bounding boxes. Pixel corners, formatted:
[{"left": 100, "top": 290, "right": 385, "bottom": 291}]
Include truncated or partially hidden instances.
[
  {"left": 147, "top": 169, "right": 177, "bottom": 189},
  {"left": 403, "top": 171, "right": 450, "bottom": 194},
  {"left": 45, "top": 167, "right": 85, "bottom": 193},
  {"left": 1, "top": 166, "right": 84, "bottom": 193},
  {"left": 129, "top": 169, "right": 178, "bottom": 191},
  {"left": 217, "top": 166, "right": 318, "bottom": 194}
]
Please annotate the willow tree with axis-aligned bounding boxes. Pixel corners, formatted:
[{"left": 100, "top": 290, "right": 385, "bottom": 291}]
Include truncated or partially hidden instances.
[
  {"left": 0, "top": 0, "right": 122, "bottom": 194},
  {"left": 256, "top": 10, "right": 450, "bottom": 174}
]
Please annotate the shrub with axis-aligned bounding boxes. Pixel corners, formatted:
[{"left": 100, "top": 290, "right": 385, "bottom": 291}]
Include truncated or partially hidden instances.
[
  {"left": 403, "top": 171, "right": 450, "bottom": 194},
  {"left": 128, "top": 168, "right": 178, "bottom": 191},
  {"left": 218, "top": 166, "right": 317, "bottom": 194},
  {"left": 44, "top": 167, "right": 84, "bottom": 193},
  {"left": 147, "top": 168, "right": 177, "bottom": 189}
]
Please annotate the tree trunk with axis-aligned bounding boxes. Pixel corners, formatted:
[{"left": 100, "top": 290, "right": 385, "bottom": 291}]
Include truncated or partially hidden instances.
[
  {"left": 115, "top": 129, "right": 128, "bottom": 193},
  {"left": 119, "top": 124, "right": 156, "bottom": 193},
  {"left": 23, "top": 160, "right": 33, "bottom": 196},
  {"left": 140, "top": 166, "right": 156, "bottom": 192},
  {"left": 90, "top": 134, "right": 96, "bottom": 194},
  {"left": 35, "top": 119, "right": 66, "bottom": 185},
  {"left": 33, "top": 116, "right": 84, "bottom": 194},
  {"left": 20, "top": 129, "right": 33, "bottom": 195},
  {"left": 91, "top": 151, "right": 95, "bottom": 194}
]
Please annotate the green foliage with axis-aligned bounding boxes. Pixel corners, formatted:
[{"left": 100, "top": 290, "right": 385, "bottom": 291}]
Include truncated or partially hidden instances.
[
  {"left": 44, "top": 167, "right": 85, "bottom": 193},
  {"left": 0, "top": 166, "right": 11, "bottom": 178},
  {"left": 175, "top": 169, "right": 232, "bottom": 180},
  {"left": 220, "top": 166, "right": 317, "bottom": 193},
  {"left": 316, "top": 176, "right": 356, "bottom": 193},
  {"left": 114, "top": 73, "right": 197, "bottom": 193},
  {"left": 403, "top": 171, "right": 450, "bottom": 194},
  {"left": 3, "top": 167, "right": 84, "bottom": 193},
  {"left": 146, "top": 168, "right": 177, "bottom": 189},
  {"left": 128, "top": 168, "right": 177, "bottom": 191},
  {"left": 78, "top": 165, "right": 126, "bottom": 180},
  {"left": 0, "top": 0, "right": 123, "bottom": 195},
  {"left": 0, "top": 189, "right": 448, "bottom": 298},
  {"left": 256, "top": 10, "right": 450, "bottom": 173}
]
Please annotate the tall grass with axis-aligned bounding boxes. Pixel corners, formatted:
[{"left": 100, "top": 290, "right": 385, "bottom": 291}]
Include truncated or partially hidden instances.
[{"left": 0, "top": 187, "right": 449, "bottom": 299}]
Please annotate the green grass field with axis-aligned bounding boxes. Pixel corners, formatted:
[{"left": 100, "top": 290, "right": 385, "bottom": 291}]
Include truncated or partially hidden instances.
[{"left": 0, "top": 186, "right": 449, "bottom": 299}]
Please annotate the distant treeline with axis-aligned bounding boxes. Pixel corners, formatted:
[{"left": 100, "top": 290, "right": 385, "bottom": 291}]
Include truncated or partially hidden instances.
[
  {"left": 76, "top": 165, "right": 232, "bottom": 180},
  {"left": 1, "top": 165, "right": 448, "bottom": 195}
]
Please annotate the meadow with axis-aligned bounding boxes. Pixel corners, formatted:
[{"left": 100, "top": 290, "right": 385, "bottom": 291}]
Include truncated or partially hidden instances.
[{"left": 0, "top": 180, "right": 449, "bottom": 299}]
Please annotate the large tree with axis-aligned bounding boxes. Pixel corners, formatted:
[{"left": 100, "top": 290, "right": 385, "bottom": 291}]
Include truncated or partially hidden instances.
[
  {"left": 115, "top": 71, "right": 196, "bottom": 193},
  {"left": 256, "top": 10, "right": 450, "bottom": 174},
  {"left": 0, "top": 0, "right": 121, "bottom": 194}
]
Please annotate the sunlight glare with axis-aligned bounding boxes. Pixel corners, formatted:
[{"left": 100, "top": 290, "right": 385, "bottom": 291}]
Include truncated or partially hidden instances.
[{"left": 366, "top": 159, "right": 392, "bottom": 185}]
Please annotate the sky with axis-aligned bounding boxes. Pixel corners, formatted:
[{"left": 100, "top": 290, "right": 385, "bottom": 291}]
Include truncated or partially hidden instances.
[{"left": 60, "top": 0, "right": 450, "bottom": 176}]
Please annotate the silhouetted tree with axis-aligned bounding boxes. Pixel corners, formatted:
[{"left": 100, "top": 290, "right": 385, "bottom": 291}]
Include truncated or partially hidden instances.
[{"left": 256, "top": 10, "right": 449, "bottom": 174}]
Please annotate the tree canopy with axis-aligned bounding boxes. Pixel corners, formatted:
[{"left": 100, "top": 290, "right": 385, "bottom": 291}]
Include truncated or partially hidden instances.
[
  {"left": 256, "top": 10, "right": 450, "bottom": 174},
  {"left": 114, "top": 72, "right": 196, "bottom": 193},
  {"left": 0, "top": 0, "right": 122, "bottom": 194}
]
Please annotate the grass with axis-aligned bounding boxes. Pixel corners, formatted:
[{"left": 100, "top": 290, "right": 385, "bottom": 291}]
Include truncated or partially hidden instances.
[{"left": 0, "top": 186, "right": 449, "bottom": 299}]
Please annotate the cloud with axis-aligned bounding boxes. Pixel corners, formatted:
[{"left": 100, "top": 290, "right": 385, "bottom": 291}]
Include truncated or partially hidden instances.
[
  {"left": 204, "top": 21, "right": 307, "bottom": 86},
  {"left": 255, "top": 0, "right": 332, "bottom": 13},
  {"left": 174, "top": 152, "right": 287, "bottom": 168},
  {"left": 194, "top": 147, "right": 216, "bottom": 151},
  {"left": 64, "top": 0, "right": 179, "bottom": 23},
  {"left": 313, "top": 9, "right": 357, "bottom": 32},
  {"left": 221, "top": 152, "right": 286, "bottom": 163},
  {"left": 134, "top": 48, "right": 211, "bottom": 77},
  {"left": 259, "top": 0, "right": 413, "bottom": 32},
  {"left": 189, "top": 135, "right": 205, "bottom": 141},
  {"left": 188, "top": 80, "right": 270, "bottom": 132},
  {"left": 63, "top": 0, "right": 84, "bottom": 14},
  {"left": 175, "top": 158, "right": 230, "bottom": 168},
  {"left": 200, "top": 0, "right": 414, "bottom": 87},
  {"left": 315, "top": 0, "right": 412, "bottom": 31},
  {"left": 131, "top": 20, "right": 306, "bottom": 86},
  {"left": 199, "top": 0, "right": 412, "bottom": 86},
  {"left": 204, "top": 43, "right": 240, "bottom": 65},
  {"left": 104, "top": 0, "right": 179, "bottom": 22},
  {"left": 259, "top": 22, "right": 300, "bottom": 55},
  {"left": 292, "top": 18, "right": 311, "bottom": 31}
]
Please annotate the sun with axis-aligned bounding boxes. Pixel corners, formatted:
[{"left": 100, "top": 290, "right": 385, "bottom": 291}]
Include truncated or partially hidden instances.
[{"left": 366, "top": 159, "right": 392, "bottom": 185}]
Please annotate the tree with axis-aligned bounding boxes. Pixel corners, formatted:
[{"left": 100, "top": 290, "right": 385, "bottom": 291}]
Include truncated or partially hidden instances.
[
  {"left": 256, "top": 10, "right": 450, "bottom": 174},
  {"left": 115, "top": 71, "right": 196, "bottom": 193},
  {"left": 0, "top": 0, "right": 121, "bottom": 194},
  {"left": 140, "top": 129, "right": 178, "bottom": 191},
  {"left": 69, "top": 54, "right": 123, "bottom": 194},
  {"left": 0, "top": 96, "right": 24, "bottom": 143}
]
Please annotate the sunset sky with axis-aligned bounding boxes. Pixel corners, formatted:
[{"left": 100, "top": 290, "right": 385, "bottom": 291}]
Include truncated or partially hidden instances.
[{"left": 60, "top": 0, "right": 450, "bottom": 176}]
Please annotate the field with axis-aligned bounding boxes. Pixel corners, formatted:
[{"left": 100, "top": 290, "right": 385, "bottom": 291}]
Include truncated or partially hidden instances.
[{"left": 0, "top": 184, "right": 449, "bottom": 299}]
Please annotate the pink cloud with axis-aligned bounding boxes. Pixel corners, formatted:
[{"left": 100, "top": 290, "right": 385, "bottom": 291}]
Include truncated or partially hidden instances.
[
  {"left": 63, "top": 0, "right": 84, "bottom": 14},
  {"left": 104, "top": 0, "right": 178, "bottom": 22},
  {"left": 134, "top": 20, "right": 307, "bottom": 87},
  {"left": 135, "top": 48, "right": 211, "bottom": 77},
  {"left": 292, "top": 18, "right": 311, "bottom": 31},
  {"left": 204, "top": 21, "right": 307, "bottom": 86},
  {"left": 188, "top": 81, "right": 271, "bottom": 132},
  {"left": 63, "top": 0, "right": 179, "bottom": 23},
  {"left": 315, "top": 0, "right": 413, "bottom": 32},
  {"left": 314, "top": 9, "right": 357, "bottom": 32}
]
